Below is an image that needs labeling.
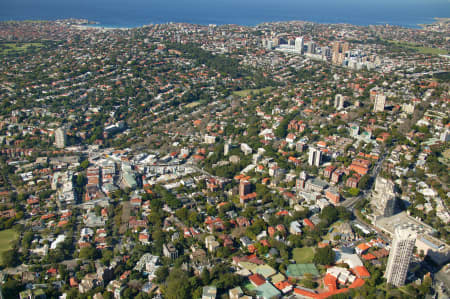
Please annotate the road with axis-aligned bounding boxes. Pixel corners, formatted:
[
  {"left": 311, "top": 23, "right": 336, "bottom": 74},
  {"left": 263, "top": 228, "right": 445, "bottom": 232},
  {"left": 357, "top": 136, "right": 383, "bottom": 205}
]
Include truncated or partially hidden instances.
[
  {"left": 2, "top": 264, "right": 29, "bottom": 275},
  {"left": 341, "top": 152, "right": 388, "bottom": 210},
  {"left": 353, "top": 214, "right": 390, "bottom": 243},
  {"left": 187, "top": 163, "right": 214, "bottom": 177},
  {"left": 341, "top": 151, "right": 392, "bottom": 243}
]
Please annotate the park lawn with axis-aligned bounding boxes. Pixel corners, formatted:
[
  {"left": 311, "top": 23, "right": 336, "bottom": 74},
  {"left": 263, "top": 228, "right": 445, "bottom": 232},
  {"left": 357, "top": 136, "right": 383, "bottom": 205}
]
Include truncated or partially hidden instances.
[
  {"left": 387, "top": 40, "right": 448, "bottom": 55},
  {"left": 0, "top": 42, "right": 44, "bottom": 55},
  {"left": 243, "top": 281, "right": 255, "bottom": 291},
  {"left": 233, "top": 87, "right": 272, "bottom": 98},
  {"left": 0, "top": 229, "right": 18, "bottom": 263},
  {"left": 185, "top": 101, "right": 202, "bottom": 108},
  {"left": 293, "top": 247, "right": 315, "bottom": 264}
]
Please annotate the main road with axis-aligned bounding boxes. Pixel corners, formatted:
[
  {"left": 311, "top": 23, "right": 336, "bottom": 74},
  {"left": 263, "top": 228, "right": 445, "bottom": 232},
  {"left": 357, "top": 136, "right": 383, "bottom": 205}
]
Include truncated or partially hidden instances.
[{"left": 341, "top": 151, "right": 388, "bottom": 210}]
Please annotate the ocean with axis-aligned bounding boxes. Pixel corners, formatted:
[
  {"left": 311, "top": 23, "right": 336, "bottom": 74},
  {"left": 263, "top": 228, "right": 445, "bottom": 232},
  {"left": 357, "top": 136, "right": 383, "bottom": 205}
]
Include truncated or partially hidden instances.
[{"left": 0, "top": 0, "right": 449, "bottom": 28}]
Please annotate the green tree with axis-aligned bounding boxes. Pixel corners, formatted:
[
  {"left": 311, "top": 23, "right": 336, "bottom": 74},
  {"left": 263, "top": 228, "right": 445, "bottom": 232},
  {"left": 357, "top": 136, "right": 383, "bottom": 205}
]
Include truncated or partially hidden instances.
[
  {"left": 418, "top": 275, "right": 432, "bottom": 296},
  {"left": 358, "top": 175, "right": 371, "bottom": 190},
  {"left": 79, "top": 246, "right": 99, "bottom": 260},
  {"left": 313, "top": 246, "right": 335, "bottom": 265},
  {"left": 347, "top": 187, "right": 360, "bottom": 197},
  {"left": 163, "top": 268, "right": 191, "bottom": 299},
  {"left": 1, "top": 279, "right": 22, "bottom": 298},
  {"left": 175, "top": 207, "right": 189, "bottom": 222},
  {"left": 66, "top": 288, "right": 80, "bottom": 299},
  {"left": 101, "top": 249, "right": 114, "bottom": 266},
  {"left": 154, "top": 265, "right": 169, "bottom": 283},
  {"left": 319, "top": 206, "right": 338, "bottom": 223},
  {"left": 22, "top": 231, "right": 34, "bottom": 250},
  {"left": 301, "top": 278, "right": 318, "bottom": 289},
  {"left": 80, "top": 159, "right": 89, "bottom": 169},
  {"left": 2, "top": 249, "right": 20, "bottom": 267},
  {"left": 200, "top": 268, "right": 210, "bottom": 285},
  {"left": 275, "top": 118, "right": 289, "bottom": 138}
]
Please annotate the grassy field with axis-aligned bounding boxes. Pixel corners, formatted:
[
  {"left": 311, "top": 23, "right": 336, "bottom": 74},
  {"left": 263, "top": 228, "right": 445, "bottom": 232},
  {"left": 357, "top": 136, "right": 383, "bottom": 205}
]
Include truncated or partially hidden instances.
[
  {"left": 233, "top": 86, "right": 273, "bottom": 98},
  {"left": 387, "top": 40, "right": 448, "bottom": 55},
  {"left": 292, "top": 247, "right": 315, "bottom": 264},
  {"left": 185, "top": 101, "right": 202, "bottom": 108},
  {"left": 243, "top": 281, "right": 256, "bottom": 291},
  {"left": 0, "top": 229, "right": 18, "bottom": 263},
  {"left": 0, "top": 42, "right": 44, "bottom": 55}
]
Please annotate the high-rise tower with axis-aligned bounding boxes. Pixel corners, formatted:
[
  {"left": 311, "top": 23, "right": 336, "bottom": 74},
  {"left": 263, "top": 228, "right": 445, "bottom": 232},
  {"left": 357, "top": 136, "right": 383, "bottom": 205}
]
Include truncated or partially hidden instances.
[
  {"left": 371, "top": 176, "right": 398, "bottom": 217},
  {"left": 308, "top": 147, "right": 322, "bottom": 167},
  {"left": 331, "top": 41, "right": 349, "bottom": 65},
  {"left": 373, "top": 93, "right": 386, "bottom": 112},
  {"left": 334, "top": 94, "right": 345, "bottom": 110},
  {"left": 295, "top": 37, "right": 304, "bottom": 53},
  {"left": 385, "top": 226, "right": 417, "bottom": 287}
]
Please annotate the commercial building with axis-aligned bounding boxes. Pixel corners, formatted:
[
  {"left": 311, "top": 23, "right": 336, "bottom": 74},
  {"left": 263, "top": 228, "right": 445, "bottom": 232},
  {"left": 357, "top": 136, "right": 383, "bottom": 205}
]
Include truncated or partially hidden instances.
[
  {"left": 331, "top": 41, "right": 349, "bottom": 65},
  {"left": 204, "top": 135, "right": 216, "bottom": 144},
  {"left": 325, "top": 188, "right": 341, "bottom": 204},
  {"left": 295, "top": 37, "right": 304, "bottom": 53},
  {"left": 296, "top": 171, "right": 307, "bottom": 191},
  {"left": 305, "top": 177, "right": 328, "bottom": 193},
  {"left": 415, "top": 234, "right": 450, "bottom": 266},
  {"left": 55, "top": 127, "right": 67, "bottom": 149},
  {"left": 306, "top": 41, "right": 316, "bottom": 54},
  {"left": 239, "top": 180, "right": 251, "bottom": 197}
]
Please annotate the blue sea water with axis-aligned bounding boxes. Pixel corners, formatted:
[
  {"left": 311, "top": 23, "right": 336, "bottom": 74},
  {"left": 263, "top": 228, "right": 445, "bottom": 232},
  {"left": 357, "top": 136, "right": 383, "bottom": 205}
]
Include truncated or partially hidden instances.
[{"left": 0, "top": 0, "right": 449, "bottom": 28}]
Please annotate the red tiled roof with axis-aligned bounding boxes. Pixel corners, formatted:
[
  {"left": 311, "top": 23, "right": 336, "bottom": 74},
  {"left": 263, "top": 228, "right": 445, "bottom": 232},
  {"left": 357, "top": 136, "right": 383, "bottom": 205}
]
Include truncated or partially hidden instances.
[
  {"left": 276, "top": 210, "right": 289, "bottom": 216},
  {"left": 69, "top": 277, "right": 78, "bottom": 287},
  {"left": 362, "top": 253, "right": 376, "bottom": 261},
  {"left": 47, "top": 268, "right": 57, "bottom": 274},
  {"left": 303, "top": 219, "right": 315, "bottom": 228},
  {"left": 275, "top": 280, "right": 293, "bottom": 291},
  {"left": 249, "top": 273, "right": 266, "bottom": 286},
  {"left": 260, "top": 240, "right": 270, "bottom": 247},
  {"left": 353, "top": 266, "right": 370, "bottom": 278},
  {"left": 57, "top": 220, "right": 68, "bottom": 227},
  {"left": 356, "top": 243, "right": 370, "bottom": 252},
  {"left": 349, "top": 278, "right": 365, "bottom": 288},
  {"left": 293, "top": 288, "right": 319, "bottom": 298}
]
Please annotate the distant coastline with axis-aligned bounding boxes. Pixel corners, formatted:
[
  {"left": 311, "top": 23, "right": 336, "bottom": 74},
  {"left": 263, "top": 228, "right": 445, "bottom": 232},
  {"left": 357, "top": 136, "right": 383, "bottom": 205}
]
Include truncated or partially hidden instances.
[
  {"left": 419, "top": 17, "right": 450, "bottom": 31},
  {"left": 1, "top": 0, "right": 448, "bottom": 29},
  {"left": 4, "top": 17, "right": 444, "bottom": 31},
  {"left": 72, "top": 24, "right": 131, "bottom": 30}
]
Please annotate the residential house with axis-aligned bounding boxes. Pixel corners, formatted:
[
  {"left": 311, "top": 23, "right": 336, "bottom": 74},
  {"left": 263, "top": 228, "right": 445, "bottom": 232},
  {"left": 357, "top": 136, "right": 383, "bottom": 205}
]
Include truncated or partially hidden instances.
[
  {"left": 79, "top": 273, "right": 102, "bottom": 294},
  {"left": 163, "top": 243, "right": 178, "bottom": 260},
  {"left": 202, "top": 286, "right": 217, "bottom": 299},
  {"left": 205, "top": 235, "right": 220, "bottom": 252},
  {"left": 289, "top": 221, "right": 302, "bottom": 236}
]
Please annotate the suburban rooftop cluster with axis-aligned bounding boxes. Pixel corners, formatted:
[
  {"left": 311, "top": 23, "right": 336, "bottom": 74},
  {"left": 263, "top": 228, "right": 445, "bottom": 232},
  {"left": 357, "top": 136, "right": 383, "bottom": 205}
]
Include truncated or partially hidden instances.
[{"left": 0, "top": 18, "right": 448, "bottom": 299}]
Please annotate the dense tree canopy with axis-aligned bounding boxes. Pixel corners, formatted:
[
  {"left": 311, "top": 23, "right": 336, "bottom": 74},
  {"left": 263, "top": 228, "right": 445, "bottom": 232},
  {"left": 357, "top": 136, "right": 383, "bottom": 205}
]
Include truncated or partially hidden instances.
[{"left": 313, "top": 246, "right": 335, "bottom": 265}]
